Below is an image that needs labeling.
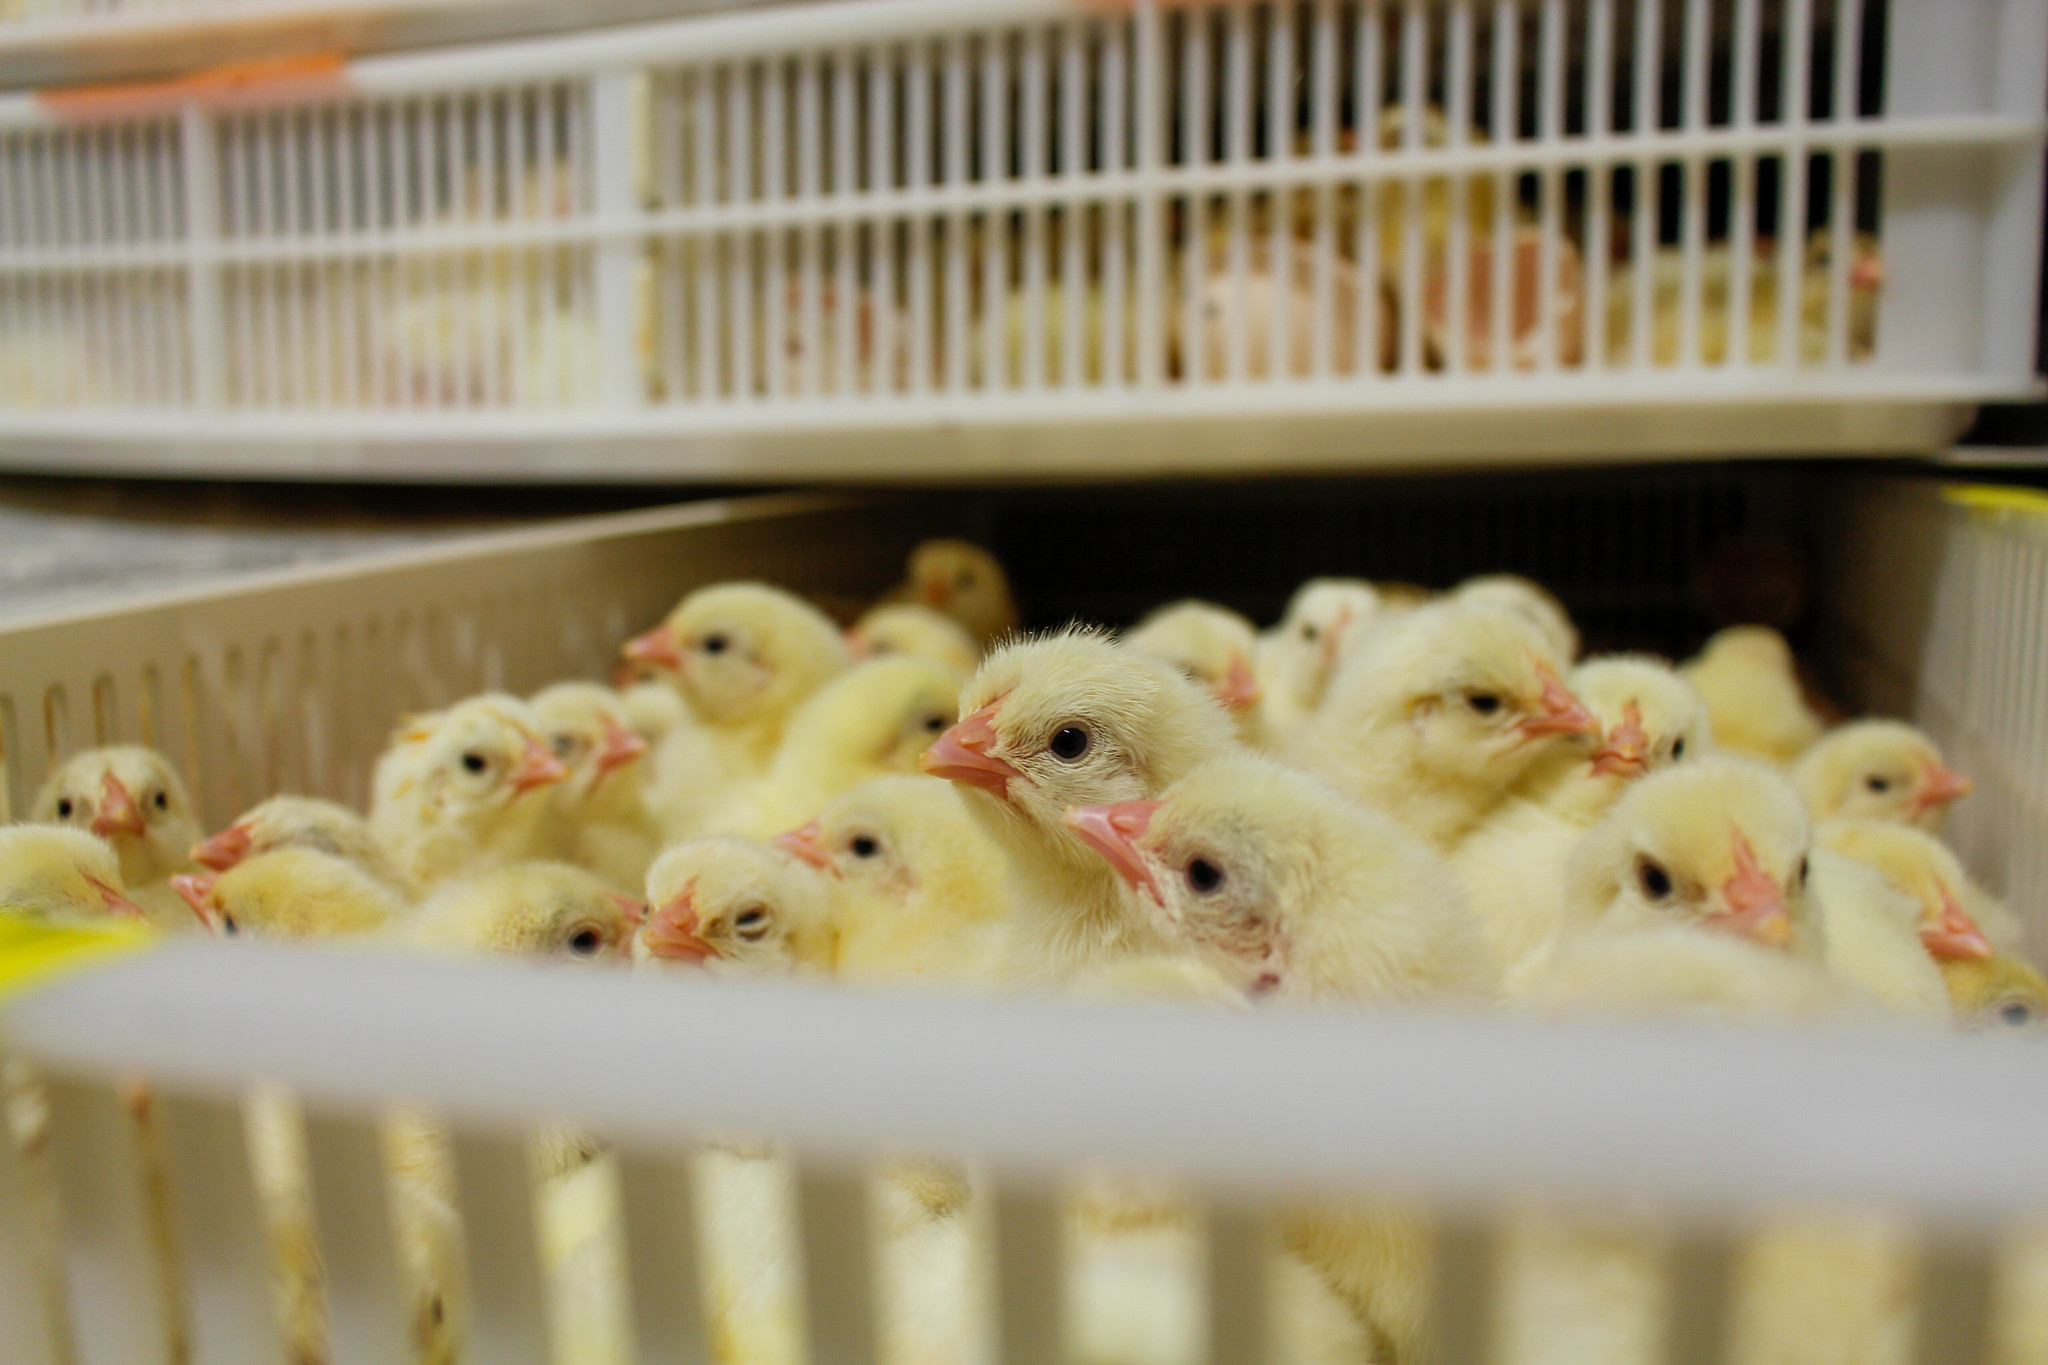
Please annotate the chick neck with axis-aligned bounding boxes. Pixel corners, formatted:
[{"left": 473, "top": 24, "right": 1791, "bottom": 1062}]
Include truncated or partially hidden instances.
[
  {"left": 965, "top": 793, "right": 1164, "bottom": 985},
  {"left": 1509, "top": 742, "right": 1624, "bottom": 827}
]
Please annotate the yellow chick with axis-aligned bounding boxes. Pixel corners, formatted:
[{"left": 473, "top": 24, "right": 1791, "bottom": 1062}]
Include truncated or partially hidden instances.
[
  {"left": 1792, "top": 719, "right": 1972, "bottom": 832},
  {"left": 529, "top": 682, "right": 662, "bottom": 893},
  {"left": 615, "top": 676, "right": 690, "bottom": 744},
  {"left": 1125, "top": 600, "right": 1265, "bottom": 743},
  {"left": 1562, "top": 754, "right": 1820, "bottom": 957},
  {"left": 724, "top": 655, "right": 961, "bottom": 839},
  {"left": 191, "top": 794, "right": 416, "bottom": 898},
  {"left": 919, "top": 629, "right": 1237, "bottom": 985},
  {"left": 368, "top": 694, "right": 570, "bottom": 889},
  {"left": 170, "top": 848, "right": 405, "bottom": 940},
  {"left": 1815, "top": 816, "right": 2023, "bottom": 968},
  {"left": 1255, "top": 577, "right": 1383, "bottom": 744},
  {"left": 1939, "top": 951, "right": 2048, "bottom": 1032},
  {"left": 848, "top": 602, "right": 981, "bottom": 678},
  {"left": 32, "top": 745, "right": 202, "bottom": 923},
  {"left": 1806, "top": 843, "right": 1954, "bottom": 1022},
  {"left": 775, "top": 775, "right": 1010, "bottom": 985},
  {"left": 887, "top": 539, "right": 1019, "bottom": 650},
  {"left": 1454, "top": 655, "right": 1712, "bottom": 992},
  {"left": 1293, "top": 600, "right": 1599, "bottom": 854},
  {"left": 1452, "top": 573, "right": 1580, "bottom": 663},
  {"left": 0, "top": 825, "right": 147, "bottom": 923},
  {"left": 1680, "top": 626, "right": 1825, "bottom": 765},
  {"left": 635, "top": 837, "right": 836, "bottom": 978},
  {"left": 404, "top": 861, "right": 642, "bottom": 961},
  {"left": 1068, "top": 750, "right": 1496, "bottom": 1006}
]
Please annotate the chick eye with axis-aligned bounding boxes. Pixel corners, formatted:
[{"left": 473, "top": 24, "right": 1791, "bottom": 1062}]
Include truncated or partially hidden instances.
[
  {"left": 460, "top": 751, "right": 488, "bottom": 775},
  {"left": 1671, "top": 738, "right": 1686, "bottom": 760},
  {"left": 551, "top": 735, "right": 577, "bottom": 759},
  {"left": 701, "top": 633, "right": 730, "bottom": 655},
  {"left": 151, "top": 791, "right": 168, "bottom": 811},
  {"left": 567, "top": 927, "right": 603, "bottom": 956},
  {"left": 1637, "top": 858, "right": 1673, "bottom": 900},
  {"left": 1466, "top": 692, "right": 1503, "bottom": 715},
  {"left": 2001, "top": 1001, "right": 2036, "bottom": 1027},
  {"left": 1865, "top": 775, "right": 1893, "bottom": 793},
  {"left": 220, "top": 913, "right": 239, "bottom": 937},
  {"left": 850, "top": 835, "right": 880, "bottom": 859},
  {"left": 923, "top": 714, "right": 947, "bottom": 733},
  {"left": 734, "top": 907, "right": 770, "bottom": 941},
  {"left": 1301, "top": 624, "right": 1320, "bottom": 642},
  {"left": 1187, "top": 858, "right": 1225, "bottom": 894},
  {"left": 1796, "top": 856, "right": 1809, "bottom": 889},
  {"left": 1048, "top": 726, "right": 1091, "bottom": 762},
  {"left": 55, "top": 798, "right": 73, "bottom": 819}
]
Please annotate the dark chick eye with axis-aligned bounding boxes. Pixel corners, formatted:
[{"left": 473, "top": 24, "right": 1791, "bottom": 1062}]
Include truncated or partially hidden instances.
[
  {"left": 1048, "top": 726, "right": 1091, "bottom": 762},
  {"left": 1302, "top": 624, "right": 1319, "bottom": 642},
  {"left": 461, "top": 752, "right": 488, "bottom": 774},
  {"left": 1671, "top": 738, "right": 1686, "bottom": 760},
  {"left": 1637, "top": 859, "right": 1673, "bottom": 900},
  {"left": 1866, "top": 775, "right": 1893, "bottom": 793},
  {"left": 2001, "top": 1001, "right": 2036, "bottom": 1027},
  {"left": 734, "top": 908, "right": 770, "bottom": 940},
  {"left": 702, "top": 633, "right": 730, "bottom": 655},
  {"left": 923, "top": 714, "right": 947, "bottom": 733},
  {"left": 55, "top": 799, "right": 73, "bottom": 819},
  {"left": 220, "top": 914, "right": 239, "bottom": 937},
  {"left": 152, "top": 791, "right": 168, "bottom": 811},
  {"left": 552, "top": 735, "right": 576, "bottom": 758},
  {"left": 1796, "top": 856, "right": 1810, "bottom": 888},
  {"left": 1467, "top": 692, "right": 1503, "bottom": 715},
  {"left": 1187, "top": 858, "right": 1225, "bottom": 894},
  {"left": 568, "top": 928, "right": 603, "bottom": 956},
  {"left": 850, "top": 835, "right": 880, "bottom": 859}
]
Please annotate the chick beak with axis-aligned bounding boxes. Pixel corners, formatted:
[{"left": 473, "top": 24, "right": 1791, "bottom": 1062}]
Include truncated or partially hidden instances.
[
  {"left": 1914, "top": 762, "right": 1973, "bottom": 816},
  {"left": 90, "top": 772, "right": 148, "bottom": 840},
  {"left": 1921, "top": 887, "right": 1993, "bottom": 962},
  {"left": 594, "top": 717, "right": 649, "bottom": 778},
  {"left": 1709, "top": 831, "right": 1794, "bottom": 948},
  {"left": 89, "top": 874, "right": 149, "bottom": 922},
  {"left": 920, "top": 575, "right": 954, "bottom": 610},
  {"left": 508, "top": 734, "right": 571, "bottom": 795},
  {"left": 1589, "top": 700, "right": 1651, "bottom": 779},
  {"left": 1319, "top": 606, "right": 1355, "bottom": 673},
  {"left": 1064, "top": 802, "right": 1165, "bottom": 906},
  {"left": 1519, "top": 666, "right": 1601, "bottom": 740},
  {"left": 773, "top": 821, "right": 839, "bottom": 877},
  {"left": 190, "top": 822, "right": 255, "bottom": 872},
  {"left": 919, "top": 703, "right": 1024, "bottom": 801},
  {"left": 605, "top": 892, "right": 647, "bottom": 931},
  {"left": 1215, "top": 654, "right": 1263, "bottom": 712},
  {"left": 168, "top": 873, "right": 218, "bottom": 930},
  {"left": 644, "top": 889, "right": 718, "bottom": 964},
  {"left": 845, "top": 628, "right": 872, "bottom": 660},
  {"left": 622, "top": 622, "right": 686, "bottom": 675}
]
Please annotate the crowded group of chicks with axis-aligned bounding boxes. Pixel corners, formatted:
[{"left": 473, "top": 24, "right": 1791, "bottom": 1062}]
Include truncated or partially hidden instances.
[{"left": 3, "top": 536, "right": 2036, "bottom": 1365}]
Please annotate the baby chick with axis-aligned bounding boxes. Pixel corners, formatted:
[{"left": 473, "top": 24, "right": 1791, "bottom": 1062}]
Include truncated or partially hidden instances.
[
  {"left": 1561, "top": 754, "right": 1820, "bottom": 957},
  {"left": 403, "top": 861, "right": 642, "bottom": 961},
  {"left": 635, "top": 837, "right": 836, "bottom": 977},
  {"left": 1452, "top": 574, "right": 1580, "bottom": 663},
  {"left": 191, "top": 795, "right": 416, "bottom": 897},
  {"left": 848, "top": 603, "right": 980, "bottom": 678},
  {"left": 1792, "top": 719, "right": 1972, "bottom": 831},
  {"left": 0, "top": 825, "right": 146, "bottom": 923},
  {"left": 1680, "top": 626, "right": 1825, "bottom": 765},
  {"left": 1254, "top": 578, "right": 1382, "bottom": 747},
  {"left": 1805, "top": 844, "right": 1954, "bottom": 1022},
  {"left": 368, "top": 694, "right": 570, "bottom": 889},
  {"left": 529, "top": 682, "right": 661, "bottom": 893},
  {"left": 1454, "top": 655, "right": 1711, "bottom": 991},
  {"left": 886, "top": 539, "right": 1019, "bottom": 649},
  {"left": 920, "top": 629, "right": 1237, "bottom": 985},
  {"left": 1939, "top": 951, "right": 2048, "bottom": 1032},
  {"left": 777, "top": 775, "right": 1009, "bottom": 985},
  {"left": 171, "top": 848, "right": 406, "bottom": 940},
  {"left": 1125, "top": 600, "right": 1266, "bottom": 743},
  {"left": 1294, "top": 600, "right": 1599, "bottom": 854},
  {"left": 32, "top": 746, "right": 202, "bottom": 922},
  {"left": 724, "top": 655, "right": 961, "bottom": 839}
]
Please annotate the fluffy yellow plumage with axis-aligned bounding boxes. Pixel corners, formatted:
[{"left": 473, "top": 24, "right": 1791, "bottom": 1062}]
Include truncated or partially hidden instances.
[
  {"left": 1681, "top": 626, "right": 1825, "bottom": 765},
  {"left": 0, "top": 825, "right": 146, "bottom": 925},
  {"left": 32, "top": 745, "right": 202, "bottom": 923},
  {"left": 529, "top": 681, "right": 662, "bottom": 893},
  {"left": 1792, "top": 719, "right": 1971, "bottom": 832},
  {"left": 1126, "top": 600, "right": 1266, "bottom": 743},
  {"left": 1255, "top": 578, "right": 1384, "bottom": 749},
  {"left": 172, "top": 847, "right": 406, "bottom": 940},
  {"left": 849, "top": 603, "right": 981, "bottom": 678},
  {"left": 191, "top": 794, "right": 416, "bottom": 898},
  {"left": 887, "top": 539, "right": 1019, "bottom": 649},
  {"left": 636, "top": 836, "right": 836, "bottom": 977}
]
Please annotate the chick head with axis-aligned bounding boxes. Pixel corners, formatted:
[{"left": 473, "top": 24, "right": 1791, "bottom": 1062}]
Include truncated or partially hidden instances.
[
  {"left": 1571, "top": 655, "right": 1713, "bottom": 782},
  {"left": 1940, "top": 952, "right": 2048, "bottom": 1033},
  {"left": 1696, "top": 624, "right": 1797, "bottom": 671},
  {"left": 921, "top": 629, "right": 1236, "bottom": 847},
  {"left": 1126, "top": 600, "right": 1264, "bottom": 722},
  {"left": 1329, "top": 601, "right": 1598, "bottom": 793},
  {"left": 173, "top": 847, "right": 400, "bottom": 939},
  {"left": 0, "top": 825, "right": 146, "bottom": 923},
  {"left": 1452, "top": 574, "right": 1579, "bottom": 662},
  {"left": 779, "top": 655, "right": 961, "bottom": 783},
  {"left": 529, "top": 681, "right": 649, "bottom": 811},
  {"left": 1813, "top": 819, "right": 1994, "bottom": 964},
  {"left": 848, "top": 603, "right": 980, "bottom": 678},
  {"left": 1565, "top": 755, "right": 1818, "bottom": 955},
  {"left": 638, "top": 836, "right": 832, "bottom": 976},
  {"left": 782, "top": 775, "right": 1003, "bottom": 908},
  {"left": 621, "top": 582, "right": 848, "bottom": 729},
  {"left": 1793, "top": 721, "right": 1970, "bottom": 832},
  {"left": 414, "top": 861, "right": 642, "bottom": 961},
  {"left": 377, "top": 693, "right": 567, "bottom": 818},
  {"left": 1264, "top": 578, "right": 1382, "bottom": 712},
  {"left": 192, "top": 795, "right": 388, "bottom": 875},
  {"left": 904, "top": 539, "right": 1017, "bottom": 644},
  {"left": 1065, "top": 751, "right": 1471, "bottom": 1001},
  {"left": 32, "top": 745, "right": 201, "bottom": 886}
]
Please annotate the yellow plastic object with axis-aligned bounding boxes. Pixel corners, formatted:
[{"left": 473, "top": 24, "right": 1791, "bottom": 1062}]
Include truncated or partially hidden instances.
[
  {"left": 1944, "top": 482, "right": 2048, "bottom": 520},
  {"left": 0, "top": 917, "right": 154, "bottom": 1003}
]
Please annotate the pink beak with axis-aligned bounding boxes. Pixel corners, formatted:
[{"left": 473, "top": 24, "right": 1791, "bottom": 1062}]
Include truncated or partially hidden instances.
[
  {"left": 1921, "top": 887, "right": 1993, "bottom": 962},
  {"left": 1850, "top": 253, "right": 1885, "bottom": 290},
  {"left": 622, "top": 622, "right": 686, "bottom": 674},
  {"left": 594, "top": 716, "right": 649, "bottom": 778},
  {"left": 169, "top": 872, "right": 219, "bottom": 930},
  {"left": 190, "top": 822, "right": 255, "bottom": 872},
  {"left": 1589, "top": 700, "right": 1651, "bottom": 779},
  {"left": 90, "top": 772, "right": 148, "bottom": 840},
  {"left": 773, "top": 821, "right": 839, "bottom": 876},
  {"left": 919, "top": 703, "right": 1025, "bottom": 801},
  {"left": 1520, "top": 666, "right": 1601, "bottom": 740},
  {"left": 508, "top": 733, "right": 571, "bottom": 795},
  {"left": 605, "top": 892, "right": 647, "bottom": 931},
  {"left": 1215, "top": 654, "right": 1262, "bottom": 712},
  {"left": 920, "top": 576, "right": 953, "bottom": 610},
  {"left": 1914, "top": 762, "right": 1973, "bottom": 816},
  {"left": 643, "top": 888, "right": 718, "bottom": 964},
  {"left": 87, "top": 874, "right": 149, "bottom": 922},
  {"left": 1064, "top": 801, "right": 1165, "bottom": 905},
  {"left": 1709, "top": 831, "right": 1793, "bottom": 948}
]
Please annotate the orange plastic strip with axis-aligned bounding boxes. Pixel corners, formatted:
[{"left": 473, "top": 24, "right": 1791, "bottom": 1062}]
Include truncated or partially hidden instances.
[{"left": 38, "top": 52, "right": 350, "bottom": 123}]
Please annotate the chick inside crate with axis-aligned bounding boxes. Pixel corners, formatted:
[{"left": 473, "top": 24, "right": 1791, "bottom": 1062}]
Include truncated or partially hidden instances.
[
  {"left": 0, "top": 471, "right": 2044, "bottom": 1365},
  {"left": 0, "top": 0, "right": 2042, "bottom": 477}
]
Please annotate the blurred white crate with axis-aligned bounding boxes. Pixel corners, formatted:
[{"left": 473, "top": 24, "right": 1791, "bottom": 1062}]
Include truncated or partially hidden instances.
[
  {"left": 0, "top": 475, "right": 2046, "bottom": 1365},
  {"left": 0, "top": 0, "right": 2041, "bottom": 480}
]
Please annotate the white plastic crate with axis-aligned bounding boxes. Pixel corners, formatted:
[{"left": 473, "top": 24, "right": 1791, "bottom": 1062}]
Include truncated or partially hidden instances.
[
  {"left": 0, "top": 475, "right": 2046, "bottom": 1365},
  {"left": 0, "top": 0, "right": 2041, "bottom": 480}
]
